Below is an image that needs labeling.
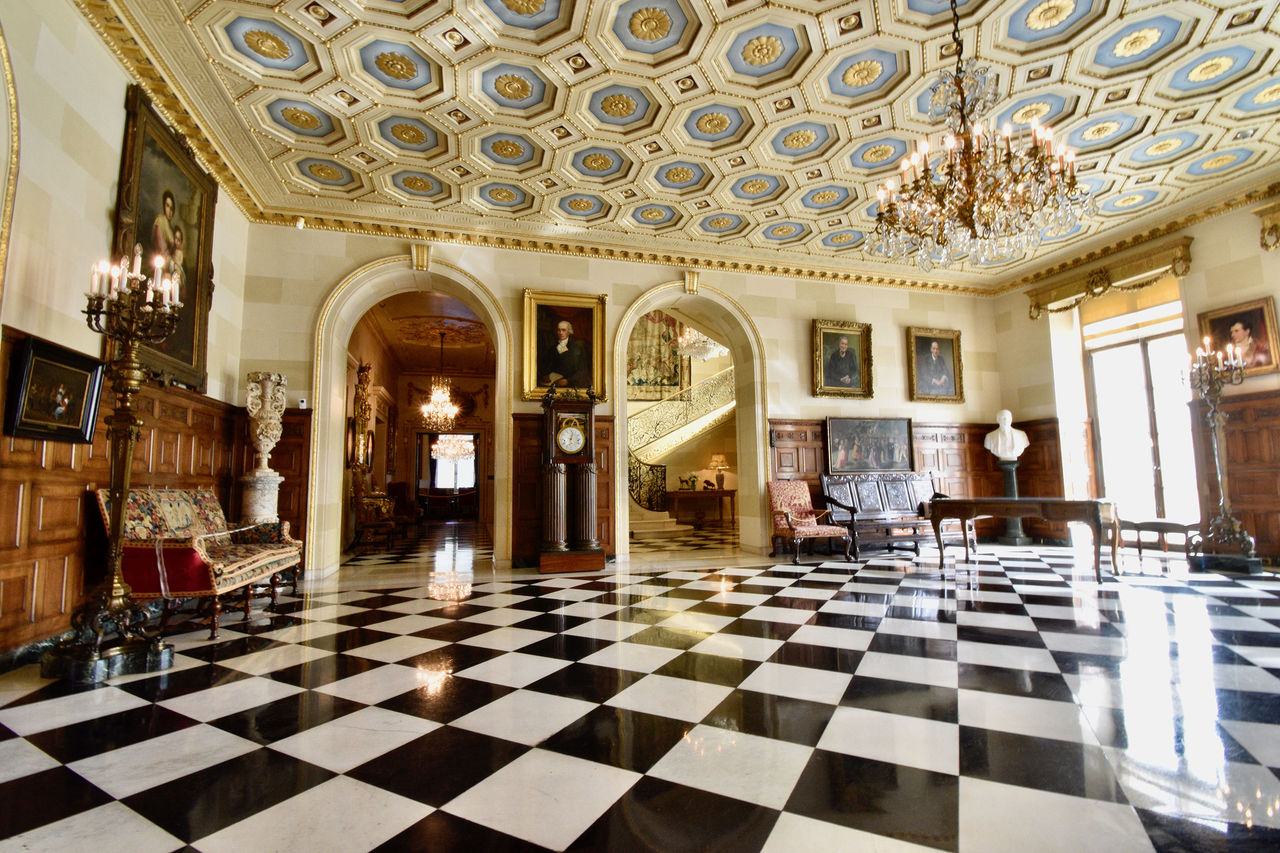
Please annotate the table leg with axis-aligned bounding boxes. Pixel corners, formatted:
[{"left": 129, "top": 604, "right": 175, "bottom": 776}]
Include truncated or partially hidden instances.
[
  {"left": 932, "top": 517, "right": 946, "bottom": 569},
  {"left": 1109, "top": 517, "right": 1120, "bottom": 574},
  {"left": 1090, "top": 520, "right": 1102, "bottom": 583}
]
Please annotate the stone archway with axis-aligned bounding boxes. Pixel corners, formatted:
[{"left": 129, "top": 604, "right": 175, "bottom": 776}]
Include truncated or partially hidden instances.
[
  {"left": 610, "top": 277, "right": 771, "bottom": 557},
  {"left": 306, "top": 254, "right": 514, "bottom": 576}
]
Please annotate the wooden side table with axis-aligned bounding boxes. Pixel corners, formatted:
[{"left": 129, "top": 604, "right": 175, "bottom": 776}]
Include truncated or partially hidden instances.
[{"left": 666, "top": 489, "right": 737, "bottom": 527}]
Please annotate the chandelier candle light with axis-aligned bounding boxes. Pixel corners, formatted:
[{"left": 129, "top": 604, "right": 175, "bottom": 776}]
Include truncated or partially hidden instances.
[
  {"left": 676, "top": 327, "right": 728, "bottom": 361},
  {"left": 42, "top": 245, "right": 182, "bottom": 681},
  {"left": 1188, "top": 337, "right": 1262, "bottom": 573},
  {"left": 868, "top": 0, "right": 1094, "bottom": 270},
  {"left": 421, "top": 331, "right": 459, "bottom": 432},
  {"left": 431, "top": 434, "right": 475, "bottom": 463}
]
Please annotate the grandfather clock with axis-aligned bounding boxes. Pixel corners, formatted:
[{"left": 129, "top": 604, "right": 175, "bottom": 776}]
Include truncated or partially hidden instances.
[{"left": 540, "top": 389, "right": 606, "bottom": 573}]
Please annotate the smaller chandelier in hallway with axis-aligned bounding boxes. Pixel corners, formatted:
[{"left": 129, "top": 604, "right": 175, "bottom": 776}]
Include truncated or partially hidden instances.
[
  {"left": 421, "top": 331, "right": 459, "bottom": 432},
  {"left": 866, "top": 0, "right": 1094, "bottom": 271},
  {"left": 431, "top": 433, "right": 474, "bottom": 462},
  {"left": 677, "top": 327, "right": 728, "bottom": 361}
]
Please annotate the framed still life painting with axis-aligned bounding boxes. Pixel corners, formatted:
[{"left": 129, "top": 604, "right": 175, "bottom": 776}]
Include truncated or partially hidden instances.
[
  {"left": 110, "top": 85, "right": 217, "bottom": 392},
  {"left": 523, "top": 289, "right": 608, "bottom": 401},
  {"left": 4, "top": 336, "right": 105, "bottom": 443}
]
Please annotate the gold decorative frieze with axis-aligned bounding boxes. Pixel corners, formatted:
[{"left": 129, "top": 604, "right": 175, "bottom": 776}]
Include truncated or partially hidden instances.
[{"left": 1026, "top": 236, "right": 1193, "bottom": 319}]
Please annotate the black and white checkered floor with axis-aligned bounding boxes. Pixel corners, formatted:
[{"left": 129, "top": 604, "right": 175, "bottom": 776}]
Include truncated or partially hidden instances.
[{"left": 2, "top": 547, "right": 1280, "bottom": 851}]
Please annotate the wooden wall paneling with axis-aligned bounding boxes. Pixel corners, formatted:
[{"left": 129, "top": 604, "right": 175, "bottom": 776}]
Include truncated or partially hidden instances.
[
  {"left": 595, "top": 417, "right": 614, "bottom": 554},
  {"left": 1192, "top": 389, "right": 1280, "bottom": 558}
]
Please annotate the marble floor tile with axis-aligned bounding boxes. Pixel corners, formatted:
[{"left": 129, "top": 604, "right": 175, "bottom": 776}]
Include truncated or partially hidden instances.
[{"left": 648, "top": 724, "right": 813, "bottom": 809}]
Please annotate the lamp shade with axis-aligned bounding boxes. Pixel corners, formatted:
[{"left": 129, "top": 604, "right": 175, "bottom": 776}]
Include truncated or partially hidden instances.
[{"left": 708, "top": 454, "right": 728, "bottom": 470}]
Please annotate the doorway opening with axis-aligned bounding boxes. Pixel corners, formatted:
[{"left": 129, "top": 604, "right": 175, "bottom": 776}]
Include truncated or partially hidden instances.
[{"left": 417, "top": 431, "right": 479, "bottom": 521}]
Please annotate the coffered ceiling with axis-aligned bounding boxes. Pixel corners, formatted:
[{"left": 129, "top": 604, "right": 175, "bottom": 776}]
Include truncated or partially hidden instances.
[{"left": 77, "top": 0, "right": 1280, "bottom": 293}]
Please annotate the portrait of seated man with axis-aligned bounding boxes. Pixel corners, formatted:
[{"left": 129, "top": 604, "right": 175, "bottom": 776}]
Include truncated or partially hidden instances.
[
  {"left": 824, "top": 334, "right": 859, "bottom": 388},
  {"left": 916, "top": 338, "right": 955, "bottom": 397},
  {"left": 539, "top": 316, "right": 590, "bottom": 388}
]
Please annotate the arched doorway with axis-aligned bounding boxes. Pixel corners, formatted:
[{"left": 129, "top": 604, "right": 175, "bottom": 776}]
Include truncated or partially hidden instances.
[
  {"left": 611, "top": 276, "right": 771, "bottom": 557},
  {"left": 307, "top": 254, "right": 514, "bottom": 576}
]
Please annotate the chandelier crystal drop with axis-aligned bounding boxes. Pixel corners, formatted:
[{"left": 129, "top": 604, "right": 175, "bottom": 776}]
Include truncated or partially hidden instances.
[
  {"left": 676, "top": 327, "right": 728, "bottom": 361},
  {"left": 430, "top": 433, "right": 475, "bottom": 462},
  {"left": 421, "top": 331, "right": 459, "bottom": 432},
  {"left": 867, "top": 0, "right": 1095, "bottom": 271}
]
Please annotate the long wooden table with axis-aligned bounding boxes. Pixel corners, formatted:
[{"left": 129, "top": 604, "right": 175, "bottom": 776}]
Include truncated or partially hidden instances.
[{"left": 929, "top": 497, "right": 1120, "bottom": 581}]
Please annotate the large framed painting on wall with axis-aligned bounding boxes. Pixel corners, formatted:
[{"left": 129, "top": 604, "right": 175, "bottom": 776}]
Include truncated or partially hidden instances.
[
  {"left": 626, "top": 310, "right": 690, "bottom": 400},
  {"left": 907, "top": 327, "right": 964, "bottom": 403},
  {"left": 4, "top": 336, "right": 105, "bottom": 443},
  {"left": 1196, "top": 296, "right": 1280, "bottom": 378},
  {"left": 110, "top": 85, "right": 217, "bottom": 391},
  {"left": 523, "top": 289, "right": 608, "bottom": 401},
  {"left": 813, "top": 318, "right": 872, "bottom": 398},
  {"left": 827, "top": 417, "right": 913, "bottom": 473}
]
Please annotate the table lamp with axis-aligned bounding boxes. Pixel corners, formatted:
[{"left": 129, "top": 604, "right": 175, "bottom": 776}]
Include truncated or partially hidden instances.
[{"left": 708, "top": 453, "right": 729, "bottom": 489}]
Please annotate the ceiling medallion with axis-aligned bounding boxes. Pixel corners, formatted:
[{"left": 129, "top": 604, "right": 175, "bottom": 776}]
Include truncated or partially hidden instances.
[
  {"left": 244, "top": 30, "right": 291, "bottom": 60},
  {"left": 601, "top": 94, "right": 637, "bottom": 117},
  {"left": 402, "top": 176, "right": 432, "bottom": 192},
  {"left": 843, "top": 60, "right": 882, "bottom": 88},
  {"left": 696, "top": 112, "right": 730, "bottom": 134},
  {"left": 630, "top": 8, "right": 671, "bottom": 41},
  {"left": 811, "top": 190, "right": 839, "bottom": 204},
  {"left": 771, "top": 224, "right": 797, "bottom": 237},
  {"left": 1083, "top": 121, "right": 1120, "bottom": 141},
  {"left": 491, "top": 139, "right": 525, "bottom": 158},
  {"left": 1113, "top": 193, "right": 1144, "bottom": 208},
  {"left": 640, "top": 207, "right": 666, "bottom": 221},
  {"left": 568, "top": 198, "right": 594, "bottom": 211},
  {"left": 1146, "top": 138, "right": 1181, "bottom": 156},
  {"left": 1255, "top": 84, "right": 1280, "bottom": 105},
  {"left": 1201, "top": 153, "right": 1236, "bottom": 170},
  {"left": 866, "top": 0, "right": 1093, "bottom": 270},
  {"left": 376, "top": 52, "right": 418, "bottom": 80},
  {"left": 582, "top": 153, "right": 613, "bottom": 171},
  {"left": 1189, "top": 56, "right": 1232, "bottom": 83},
  {"left": 1012, "top": 102, "right": 1051, "bottom": 124},
  {"left": 665, "top": 166, "right": 694, "bottom": 182},
  {"left": 281, "top": 107, "right": 319, "bottom": 129},
  {"left": 501, "top": 0, "right": 546, "bottom": 13},
  {"left": 863, "top": 144, "right": 893, "bottom": 163},
  {"left": 707, "top": 216, "right": 732, "bottom": 228},
  {"left": 743, "top": 36, "right": 783, "bottom": 66},
  {"left": 830, "top": 232, "right": 855, "bottom": 244},
  {"left": 495, "top": 74, "right": 532, "bottom": 100},
  {"left": 1026, "top": 0, "right": 1074, "bottom": 31},
  {"left": 392, "top": 123, "right": 426, "bottom": 144},
  {"left": 784, "top": 129, "right": 816, "bottom": 149},
  {"left": 308, "top": 163, "right": 342, "bottom": 181},
  {"left": 741, "top": 178, "right": 768, "bottom": 194},
  {"left": 1114, "top": 28, "right": 1159, "bottom": 58},
  {"left": 488, "top": 187, "right": 517, "bottom": 202}
]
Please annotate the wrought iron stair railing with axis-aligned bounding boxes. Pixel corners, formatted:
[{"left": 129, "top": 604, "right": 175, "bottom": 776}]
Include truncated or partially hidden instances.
[{"left": 628, "top": 367, "right": 735, "bottom": 464}]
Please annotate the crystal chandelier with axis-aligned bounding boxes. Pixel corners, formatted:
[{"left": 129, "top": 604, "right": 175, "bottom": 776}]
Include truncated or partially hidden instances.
[
  {"left": 676, "top": 326, "right": 728, "bottom": 361},
  {"left": 430, "top": 433, "right": 474, "bottom": 462},
  {"left": 421, "top": 331, "right": 459, "bottom": 432},
  {"left": 866, "top": 0, "right": 1094, "bottom": 271}
]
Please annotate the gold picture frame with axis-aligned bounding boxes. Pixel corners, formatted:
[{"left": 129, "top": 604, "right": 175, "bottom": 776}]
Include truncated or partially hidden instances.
[
  {"left": 907, "top": 327, "right": 964, "bottom": 403},
  {"left": 523, "top": 289, "right": 608, "bottom": 401},
  {"left": 1196, "top": 296, "right": 1280, "bottom": 378},
  {"left": 813, "top": 319, "right": 872, "bottom": 398}
]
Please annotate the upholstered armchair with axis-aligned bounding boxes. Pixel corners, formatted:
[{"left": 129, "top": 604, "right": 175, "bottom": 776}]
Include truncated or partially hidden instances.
[{"left": 767, "top": 480, "right": 853, "bottom": 565}]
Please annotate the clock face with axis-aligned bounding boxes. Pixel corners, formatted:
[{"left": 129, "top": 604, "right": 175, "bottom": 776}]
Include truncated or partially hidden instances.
[{"left": 556, "top": 423, "right": 586, "bottom": 454}]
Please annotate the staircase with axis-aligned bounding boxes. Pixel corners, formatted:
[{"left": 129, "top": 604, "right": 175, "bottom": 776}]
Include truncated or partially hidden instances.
[{"left": 626, "top": 367, "right": 735, "bottom": 541}]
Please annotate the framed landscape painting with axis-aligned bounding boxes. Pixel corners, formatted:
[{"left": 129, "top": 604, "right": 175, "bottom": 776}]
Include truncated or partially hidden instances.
[
  {"left": 907, "top": 327, "right": 964, "bottom": 403},
  {"left": 813, "top": 319, "right": 872, "bottom": 398},
  {"left": 827, "top": 417, "right": 913, "bottom": 473},
  {"left": 110, "top": 85, "right": 217, "bottom": 391},
  {"left": 1196, "top": 296, "right": 1279, "bottom": 378}
]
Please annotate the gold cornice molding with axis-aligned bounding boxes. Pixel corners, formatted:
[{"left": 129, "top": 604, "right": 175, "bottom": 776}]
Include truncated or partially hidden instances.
[{"left": 1026, "top": 236, "right": 1193, "bottom": 320}]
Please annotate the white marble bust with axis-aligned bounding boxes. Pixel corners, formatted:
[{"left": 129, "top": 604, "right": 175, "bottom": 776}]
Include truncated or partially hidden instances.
[{"left": 984, "top": 409, "right": 1030, "bottom": 461}]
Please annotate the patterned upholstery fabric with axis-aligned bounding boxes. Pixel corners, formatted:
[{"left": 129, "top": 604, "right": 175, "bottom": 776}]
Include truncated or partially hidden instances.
[{"left": 768, "top": 480, "right": 845, "bottom": 536}]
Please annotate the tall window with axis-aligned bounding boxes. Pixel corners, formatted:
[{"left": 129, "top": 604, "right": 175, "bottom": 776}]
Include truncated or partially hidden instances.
[
  {"left": 432, "top": 434, "right": 476, "bottom": 490},
  {"left": 1085, "top": 305, "right": 1197, "bottom": 523}
]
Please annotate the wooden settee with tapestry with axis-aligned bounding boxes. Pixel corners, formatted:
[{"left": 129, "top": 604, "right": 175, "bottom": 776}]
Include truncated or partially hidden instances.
[
  {"left": 96, "top": 487, "right": 303, "bottom": 638},
  {"left": 820, "top": 472, "right": 973, "bottom": 559}
]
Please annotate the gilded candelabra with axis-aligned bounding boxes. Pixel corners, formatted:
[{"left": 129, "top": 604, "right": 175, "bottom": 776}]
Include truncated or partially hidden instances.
[
  {"left": 42, "top": 245, "right": 182, "bottom": 681},
  {"left": 1189, "top": 337, "right": 1255, "bottom": 562}
]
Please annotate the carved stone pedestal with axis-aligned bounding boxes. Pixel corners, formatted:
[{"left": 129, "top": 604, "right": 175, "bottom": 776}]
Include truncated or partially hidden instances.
[{"left": 240, "top": 472, "right": 285, "bottom": 525}]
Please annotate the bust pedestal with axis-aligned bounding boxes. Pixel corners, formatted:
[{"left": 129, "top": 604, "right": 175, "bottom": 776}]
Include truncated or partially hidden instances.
[{"left": 996, "top": 460, "right": 1032, "bottom": 546}]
